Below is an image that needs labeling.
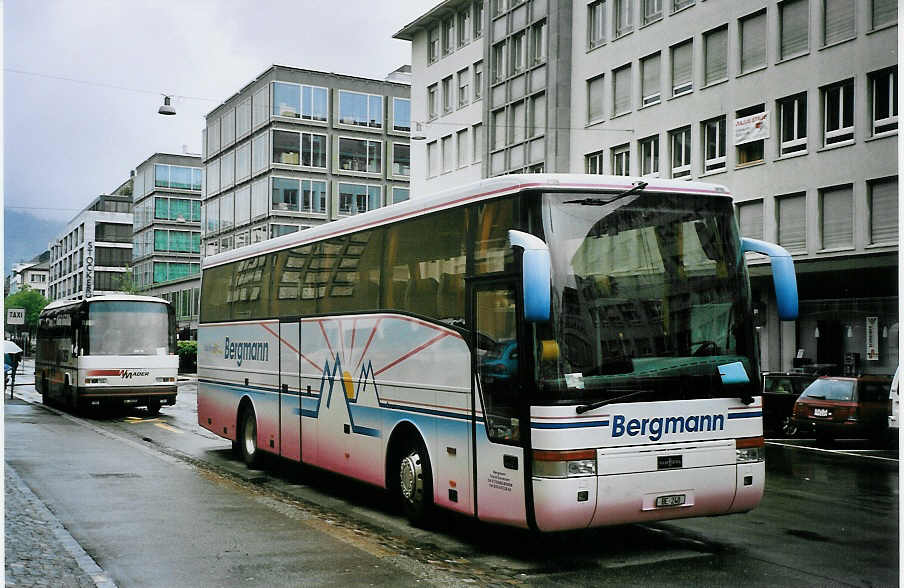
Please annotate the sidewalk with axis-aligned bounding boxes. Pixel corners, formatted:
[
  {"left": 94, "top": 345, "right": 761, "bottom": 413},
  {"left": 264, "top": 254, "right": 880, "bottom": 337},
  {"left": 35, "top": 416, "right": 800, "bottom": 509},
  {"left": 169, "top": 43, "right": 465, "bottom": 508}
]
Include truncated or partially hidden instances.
[{"left": 5, "top": 438, "right": 114, "bottom": 587}]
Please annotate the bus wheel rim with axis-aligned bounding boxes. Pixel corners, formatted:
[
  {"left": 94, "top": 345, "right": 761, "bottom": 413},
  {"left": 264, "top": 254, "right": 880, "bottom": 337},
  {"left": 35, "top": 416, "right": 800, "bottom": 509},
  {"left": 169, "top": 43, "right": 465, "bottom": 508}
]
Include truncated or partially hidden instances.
[
  {"left": 244, "top": 416, "right": 256, "bottom": 456},
  {"left": 400, "top": 451, "right": 422, "bottom": 503}
]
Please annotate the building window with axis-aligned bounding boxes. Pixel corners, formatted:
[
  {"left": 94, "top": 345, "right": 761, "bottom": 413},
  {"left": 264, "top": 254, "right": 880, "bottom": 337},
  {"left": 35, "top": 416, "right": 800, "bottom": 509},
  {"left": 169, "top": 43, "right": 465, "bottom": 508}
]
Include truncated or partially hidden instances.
[
  {"left": 670, "top": 127, "right": 691, "bottom": 178},
  {"left": 427, "top": 141, "right": 438, "bottom": 177},
  {"left": 870, "top": 67, "right": 898, "bottom": 135},
  {"left": 613, "top": 64, "right": 632, "bottom": 116},
  {"left": 737, "top": 200, "right": 764, "bottom": 240},
  {"left": 392, "top": 143, "right": 410, "bottom": 177},
  {"left": 641, "top": 52, "right": 661, "bottom": 106},
  {"left": 474, "top": 61, "right": 484, "bottom": 100},
  {"left": 236, "top": 98, "right": 252, "bottom": 137},
  {"left": 822, "top": 79, "right": 854, "bottom": 145},
  {"left": 586, "top": 150, "right": 604, "bottom": 174},
  {"left": 393, "top": 187, "right": 410, "bottom": 204},
  {"left": 251, "top": 132, "right": 268, "bottom": 174},
  {"left": 428, "top": 26, "right": 439, "bottom": 63},
  {"left": 271, "top": 82, "right": 327, "bottom": 121},
  {"left": 473, "top": 123, "right": 484, "bottom": 162},
  {"left": 777, "top": 193, "right": 807, "bottom": 253},
  {"left": 611, "top": 145, "right": 630, "bottom": 176},
  {"left": 493, "top": 108, "right": 506, "bottom": 149},
  {"left": 458, "top": 7, "right": 471, "bottom": 47},
  {"left": 154, "top": 164, "right": 202, "bottom": 191},
  {"left": 778, "top": 93, "right": 808, "bottom": 155},
  {"left": 739, "top": 10, "right": 767, "bottom": 73},
  {"left": 268, "top": 224, "right": 299, "bottom": 240},
  {"left": 251, "top": 179, "right": 268, "bottom": 219},
  {"left": 428, "top": 84, "right": 438, "bottom": 119},
  {"left": 704, "top": 25, "right": 728, "bottom": 85},
  {"left": 780, "top": 0, "right": 809, "bottom": 59},
  {"left": 337, "top": 183, "right": 381, "bottom": 216},
  {"left": 153, "top": 230, "right": 201, "bottom": 254},
  {"left": 871, "top": 0, "right": 896, "bottom": 28},
  {"left": 528, "top": 92, "right": 545, "bottom": 138},
  {"left": 393, "top": 97, "right": 411, "bottom": 132},
  {"left": 588, "top": 0, "right": 606, "bottom": 48},
  {"left": 820, "top": 184, "right": 853, "bottom": 249},
  {"left": 272, "top": 130, "right": 327, "bottom": 168},
  {"left": 869, "top": 177, "right": 898, "bottom": 244},
  {"left": 442, "top": 16, "right": 455, "bottom": 56},
  {"left": 338, "top": 90, "right": 382, "bottom": 129},
  {"left": 474, "top": 0, "right": 485, "bottom": 38},
  {"left": 492, "top": 0, "right": 507, "bottom": 17},
  {"left": 643, "top": 0, "right": 663, "bottom": 24},
  {"left": 271, "top": 177, "right": 299, "bottom": 212},
  {"left": 492, "top": 42, "right": 506, "bottom": 83},
  {"left": 639, "top": 135, "right": 659, "bottom": 176},
  {"left": 671, "top": 40, "right": 693, "bottom": 96},
  {"left": 673, "top": 0, "right": 694, "bottom": 11},
  {"left": 614, "top": 0, "right": 633, "bottom": 37},
  {"left": 457, "top": 128, "right": 470, "bottom": 167},
  {"left": 736, "top": 104, "right": 766, "bottom": 164},
  {"left": 443, "top": 76, "right": 453, "bottom": 113},
  {"left": 588, "top": 74, "right": 605, "bottom": 122},
  {"left": 510, "top": 31, "right": 525, "bottom": 74},
  {"left": 530, "top": 20, "right": 547, "bottom": 65},
  {"left": 511, "top": 101, "right": 526, "bottom": 143},
  {"left": 442, "top": 135, "right": 453, "bottom": 173},
  {"left": 824, "top": 0, "right": 855, "bottom": 45},
  {"left": 702, "top": 116, "right": 727, "bottom": 172},
  {"left": 458, "top": 68, "right": 470, "bottom": 108},
  {"left": 338, "top": 137, "right": 382, "bottom": 173}
]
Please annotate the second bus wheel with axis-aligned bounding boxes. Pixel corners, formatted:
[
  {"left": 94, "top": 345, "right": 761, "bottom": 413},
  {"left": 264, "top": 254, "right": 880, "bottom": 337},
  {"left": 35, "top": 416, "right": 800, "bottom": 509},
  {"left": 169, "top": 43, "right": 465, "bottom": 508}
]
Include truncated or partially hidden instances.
[
  {"left": 147, "top": 399, "right": 161, "bottom": 416},
  {"left": 398, "top": 439, "right": 433, "bottom": 526},
  {"left": 239, "top": 407, "right": 261, "bottom": 468}
]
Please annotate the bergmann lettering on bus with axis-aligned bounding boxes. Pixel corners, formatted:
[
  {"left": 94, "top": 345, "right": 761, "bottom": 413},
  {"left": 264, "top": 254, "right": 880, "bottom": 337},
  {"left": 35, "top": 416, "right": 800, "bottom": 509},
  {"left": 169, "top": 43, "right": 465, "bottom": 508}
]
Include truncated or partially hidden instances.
[
  {"left": 224, "top": 337, "right": 269, "bottom": 367},
  {"left": 611, "top": 413, "right": 725, "bottom": 441}
]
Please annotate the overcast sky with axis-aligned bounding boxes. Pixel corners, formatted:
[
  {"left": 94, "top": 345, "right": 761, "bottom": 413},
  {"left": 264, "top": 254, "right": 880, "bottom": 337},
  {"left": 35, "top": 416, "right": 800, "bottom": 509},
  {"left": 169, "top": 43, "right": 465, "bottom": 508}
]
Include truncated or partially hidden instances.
[{"left": 3, "top": 0, "right": 431, "bottom": 226}]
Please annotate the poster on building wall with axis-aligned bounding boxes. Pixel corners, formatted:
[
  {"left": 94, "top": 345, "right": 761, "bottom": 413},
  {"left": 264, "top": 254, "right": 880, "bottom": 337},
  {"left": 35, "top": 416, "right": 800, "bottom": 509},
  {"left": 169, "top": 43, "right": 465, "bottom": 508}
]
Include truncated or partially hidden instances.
[
  {"left": 734, "top": 111, "right": 770, "bottom": 145},
  {"left": 866, "top": 316, "right": 879, "bottom": 361}
]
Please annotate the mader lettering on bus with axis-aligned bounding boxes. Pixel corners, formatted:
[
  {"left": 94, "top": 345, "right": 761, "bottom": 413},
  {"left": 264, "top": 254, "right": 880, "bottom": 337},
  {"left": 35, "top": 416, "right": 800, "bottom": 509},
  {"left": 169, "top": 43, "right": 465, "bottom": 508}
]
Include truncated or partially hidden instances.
[
  {"left": 223, "top": 337, "right": 269, "bottom": 367},
  {"left": 611, "top": 413, "right": 725, "bottom": 441}
]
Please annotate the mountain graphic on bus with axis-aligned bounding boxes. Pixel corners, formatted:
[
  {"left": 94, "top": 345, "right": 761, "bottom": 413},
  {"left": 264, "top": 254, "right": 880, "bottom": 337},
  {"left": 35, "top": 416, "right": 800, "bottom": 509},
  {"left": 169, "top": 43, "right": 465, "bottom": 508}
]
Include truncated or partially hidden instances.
[{"left": 297, "top": 354, "right": 381, "bottom": 438}]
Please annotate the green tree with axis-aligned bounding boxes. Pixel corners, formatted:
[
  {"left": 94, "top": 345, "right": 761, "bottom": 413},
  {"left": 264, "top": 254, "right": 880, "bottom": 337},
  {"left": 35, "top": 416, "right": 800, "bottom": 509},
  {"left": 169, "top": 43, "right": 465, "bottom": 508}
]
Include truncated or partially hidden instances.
[
  {"left": 4, "top": 285, "right": 49, "bottom": 331},
  {"left": 115, "top": 267, "right": 142, "bottom": 294}
]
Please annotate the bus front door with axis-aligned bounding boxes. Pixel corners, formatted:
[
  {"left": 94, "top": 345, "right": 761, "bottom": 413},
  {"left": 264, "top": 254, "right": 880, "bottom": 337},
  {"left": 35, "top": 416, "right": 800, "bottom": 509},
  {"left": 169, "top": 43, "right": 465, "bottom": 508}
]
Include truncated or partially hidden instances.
[
  {"left": 472, "top": 283, "right": 528, "bottom": 527},
  {"left": 279, "top": 321, "right": 301, "bottom": 462}
]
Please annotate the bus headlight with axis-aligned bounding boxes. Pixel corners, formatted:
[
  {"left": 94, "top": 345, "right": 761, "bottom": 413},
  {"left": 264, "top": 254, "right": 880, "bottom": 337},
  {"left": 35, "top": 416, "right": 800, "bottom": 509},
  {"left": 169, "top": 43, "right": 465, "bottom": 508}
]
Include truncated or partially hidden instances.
[
  {"left": 85, "top": 377, "right": 107, "bottom": 384},
  {"left": 533, "top": 449, "right": 597, "bottom": 478},
  {"left": 736, "top": 436, "right": 765, "bottom": 463}
]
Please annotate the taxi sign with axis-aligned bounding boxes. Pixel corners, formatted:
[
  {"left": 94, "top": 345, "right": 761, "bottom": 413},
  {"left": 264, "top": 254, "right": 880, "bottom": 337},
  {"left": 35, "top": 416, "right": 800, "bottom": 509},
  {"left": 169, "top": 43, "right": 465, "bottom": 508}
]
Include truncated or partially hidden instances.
[{"left": 6, "top": 308, "right": 25, "bottom": 325}]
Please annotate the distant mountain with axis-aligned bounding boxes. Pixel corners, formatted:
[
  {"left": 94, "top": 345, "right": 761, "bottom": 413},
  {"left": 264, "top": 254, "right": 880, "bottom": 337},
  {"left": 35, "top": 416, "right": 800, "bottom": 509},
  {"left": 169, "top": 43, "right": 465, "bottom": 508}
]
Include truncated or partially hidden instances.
[{"left": 4, "top": 210, "right": 64, "bottom": 272}]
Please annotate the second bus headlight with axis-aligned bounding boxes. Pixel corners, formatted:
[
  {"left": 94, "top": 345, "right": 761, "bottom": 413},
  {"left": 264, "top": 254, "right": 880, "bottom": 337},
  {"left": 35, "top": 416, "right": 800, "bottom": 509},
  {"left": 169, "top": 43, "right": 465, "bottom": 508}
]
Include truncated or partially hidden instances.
[{"left": 532, "top": 449, "right": 597, "bottom": 478}]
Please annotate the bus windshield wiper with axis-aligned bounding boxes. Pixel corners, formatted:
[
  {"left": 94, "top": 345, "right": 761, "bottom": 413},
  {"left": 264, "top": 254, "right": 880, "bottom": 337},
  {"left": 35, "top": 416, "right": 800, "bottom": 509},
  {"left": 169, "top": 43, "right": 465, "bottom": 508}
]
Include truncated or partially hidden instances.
[
  {"left": 564, "top": 181, "right": 648, "bottom": 206},
  {"left": 575, "top": 389, "right": 653, "bottom": 414}
]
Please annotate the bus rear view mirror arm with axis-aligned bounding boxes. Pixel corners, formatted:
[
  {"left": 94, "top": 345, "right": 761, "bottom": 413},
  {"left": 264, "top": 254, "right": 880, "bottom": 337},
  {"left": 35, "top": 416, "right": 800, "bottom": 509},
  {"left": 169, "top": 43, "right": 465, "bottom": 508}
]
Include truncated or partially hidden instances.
[
  {"left": 508, "top": 230, "right": 551, "bottom": 322},
  {"left": 740, "top": 238, "right": 799, "bottom": 321}
]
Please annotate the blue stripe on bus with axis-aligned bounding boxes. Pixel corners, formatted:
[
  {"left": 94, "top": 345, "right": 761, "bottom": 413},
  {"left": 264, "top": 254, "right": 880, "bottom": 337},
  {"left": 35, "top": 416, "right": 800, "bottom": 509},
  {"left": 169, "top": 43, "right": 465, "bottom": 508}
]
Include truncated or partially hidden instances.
[
  {"left": 727, "top": 411, "right": 762, "bottom": 419},
  {"left": 531, "top": 420, "right": 611, "bottom": 429}
]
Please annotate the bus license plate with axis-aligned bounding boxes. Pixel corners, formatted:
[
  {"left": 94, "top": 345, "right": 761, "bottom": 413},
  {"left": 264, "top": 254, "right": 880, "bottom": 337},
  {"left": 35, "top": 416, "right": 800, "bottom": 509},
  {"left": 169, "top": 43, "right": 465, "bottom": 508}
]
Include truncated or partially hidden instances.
[
  {"left": 813, "top": 408, "right": 830, "bottom": 417},
  {"left": 655, "top": 494, "right": 686, "bottom": 508}
]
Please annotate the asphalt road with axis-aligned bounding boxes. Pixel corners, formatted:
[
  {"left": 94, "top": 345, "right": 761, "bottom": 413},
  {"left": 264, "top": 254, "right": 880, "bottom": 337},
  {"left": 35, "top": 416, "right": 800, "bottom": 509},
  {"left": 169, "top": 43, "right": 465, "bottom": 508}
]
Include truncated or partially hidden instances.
[{"left": 5, "top": 369, "right": 900, "bottom": 586}]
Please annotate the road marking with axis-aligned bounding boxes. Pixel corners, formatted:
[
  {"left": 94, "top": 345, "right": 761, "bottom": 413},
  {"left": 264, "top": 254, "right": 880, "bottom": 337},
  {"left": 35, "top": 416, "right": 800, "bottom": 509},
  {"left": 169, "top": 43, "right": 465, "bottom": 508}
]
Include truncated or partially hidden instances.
[
  {"left": 602, "top": 550, "right": 709, "bottom": 568},
  {"left": 125, "top": 417, "right": 161, "bottom": 424},
  {"left": 767, "top": 441, "right": 899, "bottom": 462},
  {"left": 154, "top": 422, "right": 183, "bottom": 434}
]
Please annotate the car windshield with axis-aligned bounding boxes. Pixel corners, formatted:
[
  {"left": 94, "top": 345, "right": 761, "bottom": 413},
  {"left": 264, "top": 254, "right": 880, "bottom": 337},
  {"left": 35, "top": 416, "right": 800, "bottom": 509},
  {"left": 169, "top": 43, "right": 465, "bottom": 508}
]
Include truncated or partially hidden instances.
[
  {"left": 801, "top": 379, "right": 855, "bottom": 401},
  {"left": 86, "top": 301, "right": 173, "bottom": 355},
  {"left": 532, "top": 190, "right": 758, "bottom": 404}
]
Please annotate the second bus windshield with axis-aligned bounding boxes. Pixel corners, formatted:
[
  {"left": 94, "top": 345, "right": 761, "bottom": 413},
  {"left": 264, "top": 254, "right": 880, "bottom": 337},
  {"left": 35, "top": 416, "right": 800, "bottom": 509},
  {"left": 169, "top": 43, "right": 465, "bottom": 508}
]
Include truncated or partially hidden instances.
[
  {"left": 535, "top": 191, "right": 757, "bottom": 404},
  {"left": 86, "top": 301, "right": 172, "bottom": 356}
]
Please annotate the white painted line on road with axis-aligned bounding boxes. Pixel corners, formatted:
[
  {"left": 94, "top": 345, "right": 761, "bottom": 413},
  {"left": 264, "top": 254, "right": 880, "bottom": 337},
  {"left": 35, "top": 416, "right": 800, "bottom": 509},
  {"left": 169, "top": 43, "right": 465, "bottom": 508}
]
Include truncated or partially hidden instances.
[
  {"left": 6, "top": 465, "right": 118, "bottom": 588},
  {"left": 767, "top": 441, "right": 899, "bottom": 462}
]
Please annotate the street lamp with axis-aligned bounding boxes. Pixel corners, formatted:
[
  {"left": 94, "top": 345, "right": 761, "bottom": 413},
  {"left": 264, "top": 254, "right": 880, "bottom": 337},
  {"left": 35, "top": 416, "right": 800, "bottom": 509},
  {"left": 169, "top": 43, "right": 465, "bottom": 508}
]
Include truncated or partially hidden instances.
[{"left": 158, "top": 95, "right": 176, "bottom": 116}]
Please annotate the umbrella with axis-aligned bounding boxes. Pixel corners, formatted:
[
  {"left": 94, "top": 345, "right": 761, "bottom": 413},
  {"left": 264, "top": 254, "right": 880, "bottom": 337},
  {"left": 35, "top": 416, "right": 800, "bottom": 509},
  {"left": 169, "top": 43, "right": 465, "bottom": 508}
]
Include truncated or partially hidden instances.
[{"left": 4, "top": 340, "right": 22, "bottom": 354}]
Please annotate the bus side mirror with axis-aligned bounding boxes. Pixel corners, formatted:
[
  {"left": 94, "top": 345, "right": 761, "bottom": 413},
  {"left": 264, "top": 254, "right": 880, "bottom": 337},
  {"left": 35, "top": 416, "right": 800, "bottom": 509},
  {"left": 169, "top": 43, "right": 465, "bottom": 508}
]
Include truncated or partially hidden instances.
[
  {"left": 740, "top": 238, "right": 799, "bottom": 320},
  {"left": 508, "top": 230, "right": 551, "bottom": 322}
]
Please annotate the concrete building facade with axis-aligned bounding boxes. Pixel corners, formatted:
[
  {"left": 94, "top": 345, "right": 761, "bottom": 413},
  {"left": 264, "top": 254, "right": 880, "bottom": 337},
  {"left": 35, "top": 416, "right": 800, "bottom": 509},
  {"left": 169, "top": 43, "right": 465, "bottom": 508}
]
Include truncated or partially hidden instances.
[
  {"left": 396, "top": 0, "right": 898, "bottom": 375},
  {"left": 131, "top": 153, "right": 203, "bottom": 338},
  {"left": 201, "top": 65, "right": 411, "bottom": 258},
  {"left": 48, "top": 194, "right": 133, "bottom": 302},
  {"left": 9, "top": 252, "right": 50, "bottom": 298}
]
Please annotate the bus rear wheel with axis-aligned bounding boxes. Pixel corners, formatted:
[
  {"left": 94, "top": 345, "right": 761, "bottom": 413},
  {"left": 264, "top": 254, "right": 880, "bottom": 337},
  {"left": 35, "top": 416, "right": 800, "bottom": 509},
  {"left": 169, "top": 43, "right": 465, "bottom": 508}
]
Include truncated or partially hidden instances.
[
  {"left": 147, "top": 399, "right": 161, "bottom": 416},
  {"left": 239, "top": 407, "right": 261, "bottom": 468},
  {"left": 398, "top": 439, "right": 433, "bottom": 526}
]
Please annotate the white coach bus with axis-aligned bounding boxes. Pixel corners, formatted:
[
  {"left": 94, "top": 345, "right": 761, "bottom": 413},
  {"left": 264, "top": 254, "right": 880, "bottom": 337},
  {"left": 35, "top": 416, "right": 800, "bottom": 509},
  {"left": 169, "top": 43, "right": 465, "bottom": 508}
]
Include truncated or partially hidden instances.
[
  {"left": 197, "top": 175, "right": 798, "bottom": 531},
  {"left": 36, "top": 295, "right": 179, "bottom": 414}
]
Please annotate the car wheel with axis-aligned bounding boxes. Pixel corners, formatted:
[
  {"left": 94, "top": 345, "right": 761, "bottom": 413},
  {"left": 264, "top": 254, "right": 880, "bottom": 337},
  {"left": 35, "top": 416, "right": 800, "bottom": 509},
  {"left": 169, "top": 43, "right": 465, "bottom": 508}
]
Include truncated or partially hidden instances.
[
  {"left": 398, "top": 438, "right": 433, "bottom": 526},
  {"left": 239, "top": 406, "right": 261, "bottom": 468},
  {"left": 780, "top": 416, "right": 798, "bottom": 437}
]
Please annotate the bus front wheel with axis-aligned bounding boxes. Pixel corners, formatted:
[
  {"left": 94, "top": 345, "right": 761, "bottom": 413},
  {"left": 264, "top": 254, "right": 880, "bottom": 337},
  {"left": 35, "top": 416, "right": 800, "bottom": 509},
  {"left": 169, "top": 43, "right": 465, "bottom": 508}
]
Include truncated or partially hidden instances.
[
  {"left": 398, "top": 439, "right": 433, "bottom": 526},
  {"left": 239, "top": 407, "right": 261, "bottom": 468}
]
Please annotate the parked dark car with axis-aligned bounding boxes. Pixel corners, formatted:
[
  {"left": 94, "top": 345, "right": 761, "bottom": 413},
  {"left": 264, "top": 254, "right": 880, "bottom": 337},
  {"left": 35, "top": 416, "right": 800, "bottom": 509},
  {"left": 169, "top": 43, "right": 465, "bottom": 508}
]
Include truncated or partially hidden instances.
[
  {"left": 762, "top": 372, "right": 817, "bottom": 436},
  {"left": 792, "top": 375, "right": 893, "bottom": 442}
]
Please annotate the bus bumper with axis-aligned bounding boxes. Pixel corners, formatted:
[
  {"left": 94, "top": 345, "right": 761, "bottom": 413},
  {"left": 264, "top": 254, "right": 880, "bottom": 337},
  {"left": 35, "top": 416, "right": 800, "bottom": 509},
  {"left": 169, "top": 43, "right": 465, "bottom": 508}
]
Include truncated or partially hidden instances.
[{"left": 80, "top": 386, "right": 178, "bottom": 409}]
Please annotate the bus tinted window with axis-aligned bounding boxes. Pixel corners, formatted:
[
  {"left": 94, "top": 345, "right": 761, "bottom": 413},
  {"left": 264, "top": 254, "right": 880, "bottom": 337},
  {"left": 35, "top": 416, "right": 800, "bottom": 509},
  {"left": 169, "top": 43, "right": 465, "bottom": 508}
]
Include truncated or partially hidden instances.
[{"left": 87, "top": 301, "right": 172, "bottom": 355}]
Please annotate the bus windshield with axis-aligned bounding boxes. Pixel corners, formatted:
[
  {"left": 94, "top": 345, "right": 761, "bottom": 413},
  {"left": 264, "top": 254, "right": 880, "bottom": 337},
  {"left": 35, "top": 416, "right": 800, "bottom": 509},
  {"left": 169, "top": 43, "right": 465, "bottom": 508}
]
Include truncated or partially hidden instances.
[
  {"left": 86, "top": 301, "right": 174, "bottom": 356},
  {"left": 535, "top": 190, "right": 758, "bottom": 404}
]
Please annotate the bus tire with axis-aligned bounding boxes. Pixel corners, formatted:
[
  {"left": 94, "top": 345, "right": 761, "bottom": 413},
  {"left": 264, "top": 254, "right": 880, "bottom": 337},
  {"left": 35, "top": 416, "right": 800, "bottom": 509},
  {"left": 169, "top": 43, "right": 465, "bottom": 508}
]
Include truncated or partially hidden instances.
[
  {"left": 147, "top": 399, "right": 161, "bottom": 416},
  {"left": 239, "top": 406, "right": 261, "bottom": 468},
  {"left": 398, "top": 438, "right": 433, "bottom": 526}
]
